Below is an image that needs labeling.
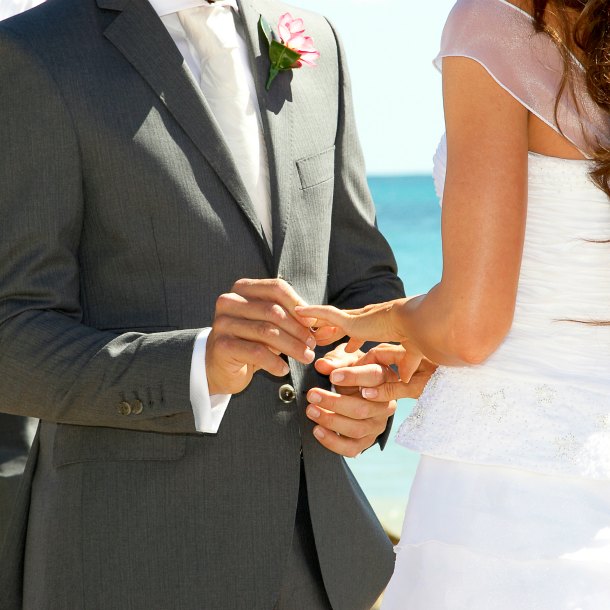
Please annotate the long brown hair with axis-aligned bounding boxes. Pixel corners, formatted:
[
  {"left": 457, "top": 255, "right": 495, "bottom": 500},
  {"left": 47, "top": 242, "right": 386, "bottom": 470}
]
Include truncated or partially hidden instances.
[{"left": 532, "top": 0, "right": 610, "bottom": 196}]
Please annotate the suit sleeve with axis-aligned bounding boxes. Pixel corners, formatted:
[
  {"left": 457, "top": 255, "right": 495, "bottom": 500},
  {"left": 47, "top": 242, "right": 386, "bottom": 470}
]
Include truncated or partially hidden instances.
[
  {"left": 325, "top": 22, "right": 405, "bottom": 311},
  {"left": 0, "top": 31, "right": 199, "bottom": 434},
  {"left": 324, "top": 22, "right": 406, "bottom": 449}
]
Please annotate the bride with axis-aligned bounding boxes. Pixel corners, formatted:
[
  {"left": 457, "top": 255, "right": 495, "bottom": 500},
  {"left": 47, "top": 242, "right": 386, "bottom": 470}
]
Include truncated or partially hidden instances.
[{"left": 297, "top": 0, "right": 610, "bottom": 607}]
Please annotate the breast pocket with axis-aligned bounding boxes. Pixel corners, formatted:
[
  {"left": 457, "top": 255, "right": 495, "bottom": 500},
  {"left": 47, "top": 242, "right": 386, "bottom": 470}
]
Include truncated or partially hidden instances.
[
  {"left": 52, "top": 424, "right": 186, "bottom": 468},
  {"left": 296, "top": 146, "right": 335, "bottom": 190}
]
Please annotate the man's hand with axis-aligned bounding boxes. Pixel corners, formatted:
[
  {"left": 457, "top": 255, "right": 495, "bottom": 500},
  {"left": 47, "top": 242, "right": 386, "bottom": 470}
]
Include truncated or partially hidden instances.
[
  {"left": 305, "top": 344, "right": 398, "bottom": 458},
  {"left": 206, "top": 278, "right": 318, "bottom": 395}
]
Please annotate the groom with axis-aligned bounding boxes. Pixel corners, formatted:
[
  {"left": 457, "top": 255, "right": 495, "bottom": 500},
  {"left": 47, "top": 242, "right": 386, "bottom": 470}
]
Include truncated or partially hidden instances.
[{"left": 0, "top": 0, "right": 404, "bottom": 608}]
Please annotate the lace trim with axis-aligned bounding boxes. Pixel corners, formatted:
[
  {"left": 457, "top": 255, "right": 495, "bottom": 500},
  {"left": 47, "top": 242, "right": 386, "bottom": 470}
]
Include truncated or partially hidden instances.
[{"left": 397, "top": 366, "right": 610, "bottom": 480}]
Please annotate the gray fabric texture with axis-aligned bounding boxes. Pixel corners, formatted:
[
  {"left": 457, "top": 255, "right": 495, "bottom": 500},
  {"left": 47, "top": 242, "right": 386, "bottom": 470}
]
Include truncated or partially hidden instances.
[
  {"left": 0, "top": 0, "right": 405, "bottom": 608},
  {"left": 0, "top": 415, "right": 32, "bottom": 546},
  {"left": 273, "top": 462, "right": 332, "bottom": 609}
]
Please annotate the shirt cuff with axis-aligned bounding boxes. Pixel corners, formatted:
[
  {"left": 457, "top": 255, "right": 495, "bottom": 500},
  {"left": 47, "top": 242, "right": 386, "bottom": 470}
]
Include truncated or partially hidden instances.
[{"left": 190, "top": 328, "right": 232, "bottom": 433}]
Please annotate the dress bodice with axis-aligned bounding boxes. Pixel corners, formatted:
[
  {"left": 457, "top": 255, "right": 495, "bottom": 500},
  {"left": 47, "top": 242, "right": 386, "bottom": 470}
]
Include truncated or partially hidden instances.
[{"left": 397, "top": 138, "right": 610, "bottom": 479}]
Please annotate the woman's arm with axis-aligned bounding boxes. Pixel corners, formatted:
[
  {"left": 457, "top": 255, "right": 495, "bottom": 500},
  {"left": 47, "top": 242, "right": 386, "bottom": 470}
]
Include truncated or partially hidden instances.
[{"left": 299, "top": 57, "right": 529, "bottom": 366}]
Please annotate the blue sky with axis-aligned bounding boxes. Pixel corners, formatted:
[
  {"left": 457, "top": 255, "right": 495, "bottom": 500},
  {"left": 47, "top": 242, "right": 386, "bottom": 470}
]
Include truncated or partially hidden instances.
[{"left": 293, "top": 0, "right": 456, "bottom": 174}]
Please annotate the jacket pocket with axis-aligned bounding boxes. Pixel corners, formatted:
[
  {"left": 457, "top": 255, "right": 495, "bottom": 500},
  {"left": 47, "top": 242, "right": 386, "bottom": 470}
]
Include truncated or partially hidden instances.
[
  {"left": 52, "top": 424, "right": 187, "bottom": 467},
  {"left": 296, "top": 146, "right": 335, "bottom": 190}
]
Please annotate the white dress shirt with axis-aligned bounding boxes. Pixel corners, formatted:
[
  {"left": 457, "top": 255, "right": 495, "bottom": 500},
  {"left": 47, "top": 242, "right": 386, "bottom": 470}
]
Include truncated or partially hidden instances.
[{"left": 0, "top": 0, "right": 44, "bottom": 21}]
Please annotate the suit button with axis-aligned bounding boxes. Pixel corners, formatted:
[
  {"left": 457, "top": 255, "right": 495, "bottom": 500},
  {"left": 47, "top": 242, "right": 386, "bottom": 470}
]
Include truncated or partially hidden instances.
[
  {"left": 133, "top": 400, "right": 144, "bottom": 415},
  {"left": 279, "top": 384, "right": 296, "bottom": 404},
  {"left": 117, "top": 401, "right": 132, "bottom": 416}
]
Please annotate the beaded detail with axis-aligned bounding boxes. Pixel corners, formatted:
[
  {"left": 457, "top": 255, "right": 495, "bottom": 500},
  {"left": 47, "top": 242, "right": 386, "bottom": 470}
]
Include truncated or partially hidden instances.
[{"left": 396, "top": 366, "right": 610, "bottom": 480}]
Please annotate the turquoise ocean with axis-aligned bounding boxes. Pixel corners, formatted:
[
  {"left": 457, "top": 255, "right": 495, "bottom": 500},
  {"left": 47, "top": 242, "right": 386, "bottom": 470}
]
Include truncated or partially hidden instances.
[{"left": 349, "top": 175, "right": 443, "bottom": 537}]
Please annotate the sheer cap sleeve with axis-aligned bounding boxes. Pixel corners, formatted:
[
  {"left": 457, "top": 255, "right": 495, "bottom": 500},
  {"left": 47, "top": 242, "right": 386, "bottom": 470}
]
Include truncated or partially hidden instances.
[{"left": 435, "top": 0, "right": 610, "bottom": 157}]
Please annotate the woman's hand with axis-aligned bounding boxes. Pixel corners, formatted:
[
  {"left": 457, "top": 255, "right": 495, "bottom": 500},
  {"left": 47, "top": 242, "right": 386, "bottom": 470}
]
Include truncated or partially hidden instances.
[
  {"left": 331, "top": 343, "right": 437, "bottom": 402},
  {"left": 295, "top": 299, "right": 410, "bottom": 351}
]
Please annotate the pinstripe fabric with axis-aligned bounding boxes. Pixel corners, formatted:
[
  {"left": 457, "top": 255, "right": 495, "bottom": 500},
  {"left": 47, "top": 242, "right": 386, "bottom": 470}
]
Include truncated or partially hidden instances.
[{"left": 0, "top": 0, "right": 404, "bottom": 607}]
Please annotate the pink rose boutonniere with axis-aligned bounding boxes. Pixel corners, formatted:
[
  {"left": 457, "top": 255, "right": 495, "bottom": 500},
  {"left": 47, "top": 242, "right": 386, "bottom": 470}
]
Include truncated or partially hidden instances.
[{"left": 259, "top": 13, "right": 320, "bottom": 91}]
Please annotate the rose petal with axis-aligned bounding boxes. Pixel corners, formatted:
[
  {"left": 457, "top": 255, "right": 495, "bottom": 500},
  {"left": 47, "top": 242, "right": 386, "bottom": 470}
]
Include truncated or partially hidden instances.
[
  {"left": 287, "top": 34, "right": 317, "bottom": 54},
  {"left": 276, "top": 13, "right": 319, "bottom": 68},
  {"left": 297, "top": 51, "right": 320, "bottom": 67},
  {"left": 288, "top": 18, "right": 304, "bottom": 34},
  {"left": 277, "top": 13, "right": 293, "bottom": 43},
  {"left": 285, "top": 33, "right": 306, "bottom": 50},
  {"left": 296, "top": 36, "right": 317, "bottom": 52}
]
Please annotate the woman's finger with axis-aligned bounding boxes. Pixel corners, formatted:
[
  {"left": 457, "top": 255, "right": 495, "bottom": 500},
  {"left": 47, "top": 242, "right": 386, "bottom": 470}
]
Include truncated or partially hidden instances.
[
  {"left": 360, "top": 381, "right": 423, "bottom": 402},
  {"left": 310, "top": 326, "right": 346, "bottom": 346},
  {"left": 295, "top": 305, "right": 350, "bottom": 331},
  {"left": 329, "top": 363, "right": 399, "bottom": 389}
]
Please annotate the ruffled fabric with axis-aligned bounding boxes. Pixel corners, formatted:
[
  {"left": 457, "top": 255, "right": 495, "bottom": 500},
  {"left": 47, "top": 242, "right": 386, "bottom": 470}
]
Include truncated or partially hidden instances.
[
  {"left": 434, "top": 0, "right": 610, "bottom": 157},
  {"left": 382, "top": 457, "right": 610, "bottom": 610},
  {"left": 405, "top": 150, "right": 610, "bottom": 479}
]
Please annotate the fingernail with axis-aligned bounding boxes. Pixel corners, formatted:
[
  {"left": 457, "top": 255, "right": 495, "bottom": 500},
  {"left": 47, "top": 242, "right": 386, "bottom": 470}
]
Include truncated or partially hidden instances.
[
  {"left": 306, "top": 336, "right": 317, "bottom": 349},
  {"left": 309, "top": 392, "right": 321, "bottom": 404},
  {"left": 313, "top": 427, "right": 325, "bottom": 440},
  {"left": 281, "top": 363, "right": 290, "bottom": 376},
  {"left": 331, "top": 372, "right": 345, "bottom": 384},
  {"left": 305, "top": 349, "right": 315, "bottom": 363},
  {"left": 309, "top": 326, "right": 319, "bottom": 333},
  {"left": 362, "top": 388, "right": 378, "bottom": 399},
  {"left": 307, "top": 406, "right": 320, "bottom": 419}
]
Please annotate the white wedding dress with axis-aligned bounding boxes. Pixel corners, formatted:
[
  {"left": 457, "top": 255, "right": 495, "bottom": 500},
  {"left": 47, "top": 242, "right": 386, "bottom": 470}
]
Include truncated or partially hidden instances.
[{"left": 382, "top": 1, "right": 610, "bottom": 608}]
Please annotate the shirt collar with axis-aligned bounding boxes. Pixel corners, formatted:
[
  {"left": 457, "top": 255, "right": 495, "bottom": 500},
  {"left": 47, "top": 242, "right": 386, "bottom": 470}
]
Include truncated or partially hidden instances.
[{"left": 148, "top": 0, "right": 238, "bottom": 18}]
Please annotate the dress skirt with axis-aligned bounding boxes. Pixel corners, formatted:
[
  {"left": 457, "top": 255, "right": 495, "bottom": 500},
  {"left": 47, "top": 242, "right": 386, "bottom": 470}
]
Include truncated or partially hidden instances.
[{"left": 381, "top": 456, "right": 610, "bottom": 610}]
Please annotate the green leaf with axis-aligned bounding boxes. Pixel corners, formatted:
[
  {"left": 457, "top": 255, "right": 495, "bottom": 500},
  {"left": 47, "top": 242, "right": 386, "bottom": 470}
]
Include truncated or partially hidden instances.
[
  {"left": 269, "top": 41, "right": 301, "bottom": 71},
  {"left": 258, "top": 15, "right": 273, "bottom": 47},
  {"left": 266, "top": 66, "right": 280, "bottom": 91}
]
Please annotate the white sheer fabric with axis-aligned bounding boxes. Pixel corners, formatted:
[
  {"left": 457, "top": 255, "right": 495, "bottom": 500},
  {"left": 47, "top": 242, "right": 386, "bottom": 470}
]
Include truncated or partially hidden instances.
[{"left": 434, "top": 0, "right": 609, "bottom": 158}]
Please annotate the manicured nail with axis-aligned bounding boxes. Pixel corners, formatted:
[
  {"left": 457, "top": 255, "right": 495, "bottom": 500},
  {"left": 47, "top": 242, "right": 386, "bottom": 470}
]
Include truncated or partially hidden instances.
[
  {"left": 313, "top": 427, "right": 325, "bottom": 440},
  {"left": 306, "top": 336, "right": 317, "bottom": 349},
  {"left": 362, "top": 388, "right": 378, "bottom": 399},
  {"left": 307, "top": 406, "right": 320, "bottom": 419},
  {"left": 331, "top": 372, "right": 345, "bottom": 384},
  {"left": 305, "top": 349, "right": 315, "bottom": 363},
  {"left": 309, "top": 391, "right": 322, "bottom": 404}
]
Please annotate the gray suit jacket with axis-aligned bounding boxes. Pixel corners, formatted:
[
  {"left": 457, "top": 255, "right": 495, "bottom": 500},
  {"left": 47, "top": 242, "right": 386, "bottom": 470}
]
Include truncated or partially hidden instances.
[
  {"left": 0, "top": 0, "right": 405, "bottom": 608},
  {"left": 0, "top": 416, "right": 32, "bottom": 547}
]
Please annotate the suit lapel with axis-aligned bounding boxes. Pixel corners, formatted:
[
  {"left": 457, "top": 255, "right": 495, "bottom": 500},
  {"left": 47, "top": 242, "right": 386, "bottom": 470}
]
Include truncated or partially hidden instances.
[
  {"left": 97, "top": 0, "right": 272, "bottom": 259},
  {"left": 238, "top": 0, "right": 294, "bottom": 272}
]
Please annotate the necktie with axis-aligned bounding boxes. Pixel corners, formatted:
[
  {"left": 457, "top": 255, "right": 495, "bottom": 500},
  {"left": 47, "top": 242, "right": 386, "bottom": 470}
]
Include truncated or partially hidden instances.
[{"left": 178, "top": 4, "right": 273, "bottom": 248}]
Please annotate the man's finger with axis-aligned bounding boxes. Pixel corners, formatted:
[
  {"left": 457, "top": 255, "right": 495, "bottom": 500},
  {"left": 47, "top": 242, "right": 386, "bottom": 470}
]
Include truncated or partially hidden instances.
[
  {"left": 306, "top": 403, "right": 391, "bottom": 440},
  {"left": 215, "top": 293, "right": 316, "bottom": 348},
  {"left": 311, "top": 426, "right": 377, "bottom": 458},
  {"left": 306, "top": 388, "right": 396, "bottom": 420},
  {"left": 231, "top": 278, "right": 316, "bottom": 326},
  {"left": 208, "top": 335, "right": 290, "bottom": 381},
  {"left": 214, "top": 315, "right": 315, "bottom": 365}
]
